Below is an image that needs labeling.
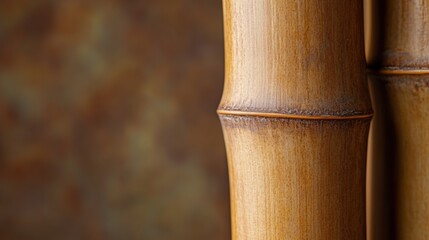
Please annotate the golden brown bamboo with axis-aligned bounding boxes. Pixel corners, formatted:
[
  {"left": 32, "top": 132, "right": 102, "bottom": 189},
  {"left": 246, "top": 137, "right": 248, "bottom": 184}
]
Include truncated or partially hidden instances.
[
  {"left": 218, "top": 0, "right": 372, "bottom": 239},
  {"left": 366, "top": 0, "right": 429, "bottom": 239}
]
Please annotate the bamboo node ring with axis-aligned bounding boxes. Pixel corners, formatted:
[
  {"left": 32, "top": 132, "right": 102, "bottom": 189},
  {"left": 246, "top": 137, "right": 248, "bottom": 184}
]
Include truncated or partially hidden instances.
[{"left": 217, "top": 109, "right": 373, "bottom": 120}]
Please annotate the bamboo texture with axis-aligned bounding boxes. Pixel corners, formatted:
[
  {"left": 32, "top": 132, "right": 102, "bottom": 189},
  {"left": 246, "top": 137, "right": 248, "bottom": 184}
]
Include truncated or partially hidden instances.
[
  {"left": 219, "top": 0, "right": 372, "bottom": 239},
  {"left": 366, "top": 0, "right": 429, "bottom": 239}
]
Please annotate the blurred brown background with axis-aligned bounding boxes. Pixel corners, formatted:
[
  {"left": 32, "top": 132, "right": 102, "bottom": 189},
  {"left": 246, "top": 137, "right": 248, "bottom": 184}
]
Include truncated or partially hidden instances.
[{"left": 0, "top": 0, "right": 230, "bottom": 239}]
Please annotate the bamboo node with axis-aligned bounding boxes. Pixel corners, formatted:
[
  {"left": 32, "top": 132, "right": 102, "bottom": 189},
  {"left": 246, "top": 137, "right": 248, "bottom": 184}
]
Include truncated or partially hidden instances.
[{"left": 217, "top": 109, "right": 373, "bottom": 120}]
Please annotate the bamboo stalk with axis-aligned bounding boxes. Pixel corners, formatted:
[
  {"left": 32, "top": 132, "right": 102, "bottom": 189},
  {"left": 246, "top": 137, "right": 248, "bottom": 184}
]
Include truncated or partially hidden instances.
[
  {"left": 366, "top": 0, "right": 429, "bottom": 239},
  {"left": 218, "top": 0, "right": 372, "bottom": 239}
]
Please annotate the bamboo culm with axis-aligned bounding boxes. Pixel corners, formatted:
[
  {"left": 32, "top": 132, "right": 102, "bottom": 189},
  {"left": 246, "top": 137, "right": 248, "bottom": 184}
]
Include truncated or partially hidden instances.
[
  {"left": 366, "top": 0, "right": 429, "bottom": 239},
  {"left": 219, "top": 0, "right": 372, "bottom": 239}
]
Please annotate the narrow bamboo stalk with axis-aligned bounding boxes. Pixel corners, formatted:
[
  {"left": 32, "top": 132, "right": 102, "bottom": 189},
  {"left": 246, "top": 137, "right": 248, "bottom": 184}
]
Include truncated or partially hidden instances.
[
  {"left": 218, "top": 0, "right": 372, "bottom": 239},
  {"left": 366, "top": 0, "right": 429, "bottom": 239}
]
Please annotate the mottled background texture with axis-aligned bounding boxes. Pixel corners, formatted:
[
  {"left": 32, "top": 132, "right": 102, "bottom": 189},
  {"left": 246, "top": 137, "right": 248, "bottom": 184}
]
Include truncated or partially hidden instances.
[{"left": 0, "top": 0, "right": 230, "bottom": 239}]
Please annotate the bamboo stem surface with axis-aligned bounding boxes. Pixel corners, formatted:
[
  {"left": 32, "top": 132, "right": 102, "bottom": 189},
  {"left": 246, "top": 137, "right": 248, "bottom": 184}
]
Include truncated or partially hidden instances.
[
  {"left": 366, "top": 0, "right": 429, "bottom": 239},
  {"left": 219, "top": 0, "right": 372, "bottom": 239}
]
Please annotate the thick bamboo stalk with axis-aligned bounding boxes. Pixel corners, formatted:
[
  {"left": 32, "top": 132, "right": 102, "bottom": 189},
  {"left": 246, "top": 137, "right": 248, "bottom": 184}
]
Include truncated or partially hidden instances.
[
  {"left": 366, "top": 0, "right": 429, "bottom": 239},
  {"left": 218, "top": 0, "right": 372, "bottom": 239}
]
